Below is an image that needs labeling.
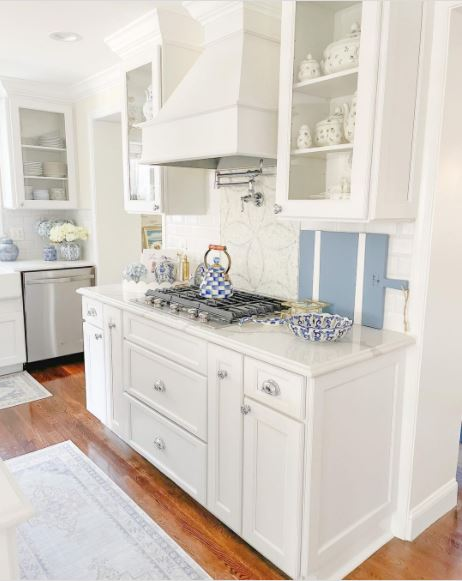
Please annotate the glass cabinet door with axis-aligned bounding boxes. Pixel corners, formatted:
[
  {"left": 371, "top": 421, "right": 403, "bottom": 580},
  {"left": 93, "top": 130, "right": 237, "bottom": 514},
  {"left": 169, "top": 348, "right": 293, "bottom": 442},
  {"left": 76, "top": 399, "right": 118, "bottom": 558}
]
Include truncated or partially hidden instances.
[
  {"left": 125, "top": 62, "right": 159, "bottom": 211},
  {"left": 19, "top": 107, "right": 70, "bottom": 204}
]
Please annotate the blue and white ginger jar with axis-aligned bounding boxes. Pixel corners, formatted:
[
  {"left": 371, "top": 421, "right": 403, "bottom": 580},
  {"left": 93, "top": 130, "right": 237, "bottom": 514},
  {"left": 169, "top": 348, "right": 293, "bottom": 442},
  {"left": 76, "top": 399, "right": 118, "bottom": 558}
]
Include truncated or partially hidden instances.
[{"left": 0, "top": 238, "right": 19, "bottom": 262}]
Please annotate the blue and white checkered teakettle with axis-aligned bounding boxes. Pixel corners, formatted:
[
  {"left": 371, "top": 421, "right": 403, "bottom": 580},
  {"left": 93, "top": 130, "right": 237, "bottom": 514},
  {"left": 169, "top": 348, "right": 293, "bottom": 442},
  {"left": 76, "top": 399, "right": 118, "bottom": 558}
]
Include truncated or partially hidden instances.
[{"left": 199, "top": 244, "right": 234, "bottom": 299}]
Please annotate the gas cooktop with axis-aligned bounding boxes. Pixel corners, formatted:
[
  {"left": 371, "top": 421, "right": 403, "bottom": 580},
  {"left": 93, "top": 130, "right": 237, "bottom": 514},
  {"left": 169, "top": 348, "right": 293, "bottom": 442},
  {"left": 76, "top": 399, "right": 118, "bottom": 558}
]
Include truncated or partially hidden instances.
[{"left": 133, "top": 285, "right": 285, "bottom": 325}]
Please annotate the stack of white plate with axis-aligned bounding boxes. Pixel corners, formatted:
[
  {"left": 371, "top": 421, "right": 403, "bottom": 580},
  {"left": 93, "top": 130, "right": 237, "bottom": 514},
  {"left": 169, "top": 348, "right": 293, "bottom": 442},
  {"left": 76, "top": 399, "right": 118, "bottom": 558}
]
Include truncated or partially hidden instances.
[
  {"left": 43, "top": 161, "right": 67, "bottom": 178},
  {"left": 38, "top": 132, "right": 65, "bottom": 149},
  {"left": 50, "top": 187, "right": 66, "bottom": 200},
  {"left": 32, "top": 189, "right": 49, "bottom": 200},
  {"left": 23, "top": 161, "right": 43, "bottom": 176}
]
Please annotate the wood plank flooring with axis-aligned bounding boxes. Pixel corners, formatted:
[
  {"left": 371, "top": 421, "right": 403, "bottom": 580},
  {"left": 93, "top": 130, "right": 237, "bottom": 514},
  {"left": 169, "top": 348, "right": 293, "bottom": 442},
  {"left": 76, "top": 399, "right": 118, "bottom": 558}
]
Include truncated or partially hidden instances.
[{"left": 0, "top": 360, "right": 460, "bottom": 580}]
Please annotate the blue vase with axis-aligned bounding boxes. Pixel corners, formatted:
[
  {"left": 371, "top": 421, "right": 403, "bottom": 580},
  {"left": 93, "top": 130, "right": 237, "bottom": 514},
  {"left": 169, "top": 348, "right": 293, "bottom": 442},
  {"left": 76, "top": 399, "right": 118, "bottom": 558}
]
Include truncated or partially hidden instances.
[
  {"left": 43, "top": 245, "right": 57, "bottom": 261},
  {"left": 0, "top": 238, "right": 19, "bottom": 262}
]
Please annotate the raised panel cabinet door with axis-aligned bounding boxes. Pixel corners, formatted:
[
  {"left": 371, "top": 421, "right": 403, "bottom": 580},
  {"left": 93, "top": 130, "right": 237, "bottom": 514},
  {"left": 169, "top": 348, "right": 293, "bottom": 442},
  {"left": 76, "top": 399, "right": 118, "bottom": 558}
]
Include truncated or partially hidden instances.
[
  {"left": 104, "top": 305, "right": 128, "bottom": 439},
  {"left": 207, "top": 344, "right": 244, "bottom": 534},
  {"left": 83, "top": 322, "right": 107, "bottom": 424},
  {"left": 0, "top": 309, "right": 26, "bottom": 368},
  {"left": 242, "top": 398, "right": 304, "bottom": 578}
]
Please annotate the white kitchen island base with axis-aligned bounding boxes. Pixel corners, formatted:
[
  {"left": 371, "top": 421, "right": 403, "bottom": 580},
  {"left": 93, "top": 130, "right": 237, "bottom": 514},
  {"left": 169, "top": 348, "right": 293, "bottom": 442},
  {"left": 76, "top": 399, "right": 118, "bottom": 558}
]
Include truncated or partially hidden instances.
[{"left": 78, "top": 284, "right": 413, "bottom": 579}]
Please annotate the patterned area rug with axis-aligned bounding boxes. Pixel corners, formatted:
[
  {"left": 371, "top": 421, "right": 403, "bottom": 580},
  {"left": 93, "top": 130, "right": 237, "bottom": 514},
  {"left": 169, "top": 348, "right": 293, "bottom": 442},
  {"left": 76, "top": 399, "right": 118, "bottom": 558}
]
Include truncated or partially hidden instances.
[
  {"left": 0, "top": 372, "right": 51, "bottom": 410},
  {"left": 7, "top": 441, "right": 210, "bottom": 580}
]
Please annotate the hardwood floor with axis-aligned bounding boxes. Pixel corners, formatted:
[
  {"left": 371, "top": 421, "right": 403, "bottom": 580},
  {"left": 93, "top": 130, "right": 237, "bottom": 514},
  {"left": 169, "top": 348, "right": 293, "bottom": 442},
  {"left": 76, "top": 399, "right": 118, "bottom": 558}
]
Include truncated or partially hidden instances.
[
  {"left": 1, "top": 361, "right": 461, "bottom": 580},
  {"left": 0, "top": 360, "right": 286, "bottom": 580}
]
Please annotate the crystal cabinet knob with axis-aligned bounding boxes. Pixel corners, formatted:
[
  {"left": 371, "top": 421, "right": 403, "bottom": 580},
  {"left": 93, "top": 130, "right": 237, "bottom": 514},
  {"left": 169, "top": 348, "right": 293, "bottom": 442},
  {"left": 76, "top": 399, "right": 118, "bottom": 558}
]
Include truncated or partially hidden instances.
[
  {"left": 153, "top": 203, "right": 160, "bottom": 211},
  {"left": 87, "top": 307, "right": 97, "bottom": 317},
  {"left": 153, "top": 380, "right": 166, "bottom": 392},
  {"left": 94, "top": 333, "right": 103, "bottom": 340},
  {"left": 108, "top": 322, "right": 116, "bottom": 329},
  {"left": 240, "top": 404, "right": 251, "bottom": 415},
  {"left": 260, "top": 379, "right": 280, "bottom": 397},
  {"left": 273, "top": 203, "right": 282, "bottom": 214},
  {"left": 217, "top": 369, "right": 228, "bottom": 380},
  {"left": 153, "top": 437, "right": 165, "bottom": 450}
]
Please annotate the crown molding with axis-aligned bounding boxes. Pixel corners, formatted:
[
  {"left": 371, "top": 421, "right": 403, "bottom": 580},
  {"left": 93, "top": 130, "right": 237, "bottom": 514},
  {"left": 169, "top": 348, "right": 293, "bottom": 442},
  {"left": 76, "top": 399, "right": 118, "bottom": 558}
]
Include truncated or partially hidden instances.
[
  {"left": 70, "top": 65, "right": 121, "bottom": 102},
  {"left": 0, "top": 76, "right": 72, "bottom": 102},
  {"left": 183, "top": 1, "right": 281, "bottom": 25},
  {"left": 105, "top": 9, "right": 162, "bottom": 60}
]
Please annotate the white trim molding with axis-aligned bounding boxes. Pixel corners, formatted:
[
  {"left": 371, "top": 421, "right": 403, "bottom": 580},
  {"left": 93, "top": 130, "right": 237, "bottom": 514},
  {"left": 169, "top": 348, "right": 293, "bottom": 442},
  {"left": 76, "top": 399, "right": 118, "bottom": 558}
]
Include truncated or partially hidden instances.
[
  {"left": 405, "top": 479, "right": 458, "bottom": 541},
  {"left": 70, "top": 66, "right": 121, "bottom": 102}
]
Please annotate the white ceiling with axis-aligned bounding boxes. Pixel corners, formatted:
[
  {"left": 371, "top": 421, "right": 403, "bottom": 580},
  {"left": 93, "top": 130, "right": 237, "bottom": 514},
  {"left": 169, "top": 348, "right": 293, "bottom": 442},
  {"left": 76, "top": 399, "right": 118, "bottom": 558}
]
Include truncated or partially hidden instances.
[{"left": 0, "top": 1, "right": 156, "bottom": 85}]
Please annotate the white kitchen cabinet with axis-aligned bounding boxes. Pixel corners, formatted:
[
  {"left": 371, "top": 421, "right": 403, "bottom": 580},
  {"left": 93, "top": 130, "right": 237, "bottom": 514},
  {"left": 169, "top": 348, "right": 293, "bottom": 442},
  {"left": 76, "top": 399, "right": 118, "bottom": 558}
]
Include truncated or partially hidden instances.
[
  {"left": 0, "top": 300, "right": 26, "bottom": 370},
  {"left": 207, "top": 345, "right": 244, "bottom": 534},
  {"left": 242, "top": 398, "right": 304, "bottom": 579},
  {"left": 83, "top": 321, "right": 107, "bottom": 424},
  {"left": 114, "top": 15, "right": 207, "bottom": 215},
  {"left": 104, "top": 305, "right": 128, "bottom": 439},
  {"left": 0, "top": 88, "right": 78, "bottom": 210},
  {"left": 276, "top": 1, "right": 423, "bottom": 221}
]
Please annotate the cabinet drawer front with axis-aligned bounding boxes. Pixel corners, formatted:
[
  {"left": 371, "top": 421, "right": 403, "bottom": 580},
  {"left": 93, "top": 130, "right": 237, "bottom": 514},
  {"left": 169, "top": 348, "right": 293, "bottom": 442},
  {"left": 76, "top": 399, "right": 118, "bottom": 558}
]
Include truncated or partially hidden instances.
[
  {"left": 244, "top": 357, "right": 306, "bottom": 419},
  {"left": 82, "top": 297, "right": 103, "bottom": 328},
  {"left": 128, "top": 396, "right": 207, "bottom": 505},
  {"left": 124, "top": 341, "right": 207, "bottom": 441},
  {"left": 124, "top": 312, "right": 207, "bottom": 374}
]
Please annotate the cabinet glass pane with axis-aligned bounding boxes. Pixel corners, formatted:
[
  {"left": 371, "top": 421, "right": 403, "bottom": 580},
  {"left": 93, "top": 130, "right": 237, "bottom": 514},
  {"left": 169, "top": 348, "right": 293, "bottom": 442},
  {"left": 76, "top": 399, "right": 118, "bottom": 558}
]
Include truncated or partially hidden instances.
[
  {"left": 126, "top": 63, "right": 157, "bottom": 203},
  {"left": 19, "top": 108, "right": 69, "bottom": 202},
  {"left": 289, "top": 1, "right": 361, "bottom": 202}
]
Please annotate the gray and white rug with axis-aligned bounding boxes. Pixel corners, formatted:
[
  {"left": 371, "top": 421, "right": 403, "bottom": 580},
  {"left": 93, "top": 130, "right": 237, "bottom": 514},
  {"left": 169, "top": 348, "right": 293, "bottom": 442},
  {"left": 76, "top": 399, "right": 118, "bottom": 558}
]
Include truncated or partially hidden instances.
[
  {"left": 7, "top": 441, "right": 210, "bottom": 580},
  {"left": 0, "top": 372, "right": 51, "bottom": 410}
]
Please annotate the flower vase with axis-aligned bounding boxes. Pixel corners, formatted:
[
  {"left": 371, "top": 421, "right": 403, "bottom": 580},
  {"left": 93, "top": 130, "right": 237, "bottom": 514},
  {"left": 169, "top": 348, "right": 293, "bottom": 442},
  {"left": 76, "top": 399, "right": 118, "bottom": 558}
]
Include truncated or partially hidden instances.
[
  {"left": 60, "top": 242, "right": 80, "bottom": 261},
  {"left": 43, "top": 245, "right": 57, "bottom": 261}
]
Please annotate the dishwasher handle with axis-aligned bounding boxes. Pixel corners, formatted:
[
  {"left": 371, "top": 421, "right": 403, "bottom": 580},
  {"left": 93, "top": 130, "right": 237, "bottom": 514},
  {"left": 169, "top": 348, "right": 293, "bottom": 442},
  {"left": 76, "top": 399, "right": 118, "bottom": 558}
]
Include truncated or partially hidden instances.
[{"left": 26, "top": 274, "right": 95, "bottom": 285}]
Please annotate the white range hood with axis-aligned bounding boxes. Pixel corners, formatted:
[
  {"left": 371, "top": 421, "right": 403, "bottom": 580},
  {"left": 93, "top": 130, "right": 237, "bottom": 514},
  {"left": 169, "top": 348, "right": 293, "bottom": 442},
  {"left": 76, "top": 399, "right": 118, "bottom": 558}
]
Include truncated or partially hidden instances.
[{"left": 141, "top": 0, "right": 281, "bottom": 170}]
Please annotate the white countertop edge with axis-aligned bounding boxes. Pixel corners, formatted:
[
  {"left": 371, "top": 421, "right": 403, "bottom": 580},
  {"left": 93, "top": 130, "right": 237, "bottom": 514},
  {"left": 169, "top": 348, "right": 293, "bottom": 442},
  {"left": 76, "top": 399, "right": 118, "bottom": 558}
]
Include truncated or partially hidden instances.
[
  {"left": 78, "top": 286, "right": 415, "bottom": 378},
  {"left": 0, "top": 260, "right": 95, "bottom": 273}
]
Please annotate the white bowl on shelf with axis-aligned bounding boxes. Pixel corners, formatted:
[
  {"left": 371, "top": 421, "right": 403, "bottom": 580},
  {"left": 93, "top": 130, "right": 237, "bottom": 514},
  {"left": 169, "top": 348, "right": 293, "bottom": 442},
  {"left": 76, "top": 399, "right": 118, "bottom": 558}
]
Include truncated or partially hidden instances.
[{"left": 50, "top": 187, "right": 66, "bottom": 200}]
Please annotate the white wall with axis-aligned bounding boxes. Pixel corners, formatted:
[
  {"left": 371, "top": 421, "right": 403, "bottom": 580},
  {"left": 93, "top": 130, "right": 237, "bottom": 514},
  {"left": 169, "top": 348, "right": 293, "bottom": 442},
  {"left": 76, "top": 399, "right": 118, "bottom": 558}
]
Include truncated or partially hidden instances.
[
  {"left": 400, "top": 3, "right": 462, "bottom": 537},
  {"left": 73, "top": 83, "right": 122, "bottom": 209},
  {"left": 92, "top": 118, "right": 140, "bottom": 284}
]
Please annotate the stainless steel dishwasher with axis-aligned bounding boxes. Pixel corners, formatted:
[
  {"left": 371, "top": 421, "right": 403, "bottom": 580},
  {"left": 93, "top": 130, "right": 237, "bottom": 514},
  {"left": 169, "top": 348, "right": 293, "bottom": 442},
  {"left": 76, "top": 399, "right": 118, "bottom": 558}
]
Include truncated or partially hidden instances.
[{"left": 23, "top": 267, "right": 95, "bottom": 362}]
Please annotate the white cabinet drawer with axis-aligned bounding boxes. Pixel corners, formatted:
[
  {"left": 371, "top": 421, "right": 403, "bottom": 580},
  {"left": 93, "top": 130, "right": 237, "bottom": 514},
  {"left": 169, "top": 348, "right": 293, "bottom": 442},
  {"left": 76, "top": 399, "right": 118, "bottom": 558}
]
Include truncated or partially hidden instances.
[
  {"left": 244, "top": 357, "right": 306, "bottom": 419},
  {"left": 124, "top": 312, "right": 207, "bottom": 374},
  {"left": 82, "top": 297, "right": 103, "bottom": 328},
  {"left": 124, "top": 340, "right": 207, "bottom": 441},
  {"left": 128, "top": 396, "right": 207, "bottom": 505}
]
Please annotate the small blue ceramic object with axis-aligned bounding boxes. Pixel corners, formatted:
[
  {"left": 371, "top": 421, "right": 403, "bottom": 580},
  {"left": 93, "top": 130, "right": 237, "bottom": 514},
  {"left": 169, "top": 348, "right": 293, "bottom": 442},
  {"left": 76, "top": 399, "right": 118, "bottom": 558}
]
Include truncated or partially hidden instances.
[
  {"left": 154, "top": 256, "right": 176, "bottom": 284},
  {"left": 287, "top": 312, "right": 353, "bottom": 342},
  {"left": 0, "top": 238, "right": 19, "bottom": 262},
  {"left": 43, "top": 245, "right": 57, "bottom": 261},
  {"left": 122, "top": 263, "right": 148, "bottom": 284}
]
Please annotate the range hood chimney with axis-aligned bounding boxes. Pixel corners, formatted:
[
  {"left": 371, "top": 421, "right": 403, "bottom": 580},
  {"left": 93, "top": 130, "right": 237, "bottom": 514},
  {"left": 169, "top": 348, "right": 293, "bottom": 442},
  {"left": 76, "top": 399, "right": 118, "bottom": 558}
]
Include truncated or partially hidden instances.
[{"left": 141, "top": 1, "right": 281, "bottom": 170}]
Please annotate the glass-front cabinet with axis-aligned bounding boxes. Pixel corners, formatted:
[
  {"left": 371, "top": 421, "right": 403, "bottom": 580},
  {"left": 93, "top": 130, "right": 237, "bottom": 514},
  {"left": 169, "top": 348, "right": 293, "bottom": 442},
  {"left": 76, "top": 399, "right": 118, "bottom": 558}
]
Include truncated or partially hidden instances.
[
  {"left": 122, "top": 51, "right": 162, "bottom": 214},
  {"left": 0, "top": 93, "right": 77, "bottom": 209},
  {"left": 276, "top": 1, "right": 423, "bottom": 222}
]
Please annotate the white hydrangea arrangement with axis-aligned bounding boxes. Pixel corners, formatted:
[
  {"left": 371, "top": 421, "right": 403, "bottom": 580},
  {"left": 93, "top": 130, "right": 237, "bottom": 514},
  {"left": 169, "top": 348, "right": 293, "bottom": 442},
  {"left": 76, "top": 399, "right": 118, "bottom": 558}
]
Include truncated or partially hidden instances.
[{"left": 49, "top": 223, "right": 89, "bottom": 243}]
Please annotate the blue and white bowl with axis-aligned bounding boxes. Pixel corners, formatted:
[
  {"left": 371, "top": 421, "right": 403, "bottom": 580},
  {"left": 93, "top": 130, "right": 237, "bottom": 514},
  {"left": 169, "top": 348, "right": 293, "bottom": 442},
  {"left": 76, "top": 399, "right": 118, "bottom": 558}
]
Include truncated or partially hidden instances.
[{"left": 287, "top": 312, "right": 352, "bottom": 342}]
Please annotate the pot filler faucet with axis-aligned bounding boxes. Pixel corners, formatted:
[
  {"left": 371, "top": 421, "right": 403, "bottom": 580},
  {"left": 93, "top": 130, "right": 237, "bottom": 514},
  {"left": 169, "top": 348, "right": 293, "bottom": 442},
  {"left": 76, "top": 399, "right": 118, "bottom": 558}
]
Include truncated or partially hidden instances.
[{"left": 240, "top": 179, "right": 264, "bottom": 212}]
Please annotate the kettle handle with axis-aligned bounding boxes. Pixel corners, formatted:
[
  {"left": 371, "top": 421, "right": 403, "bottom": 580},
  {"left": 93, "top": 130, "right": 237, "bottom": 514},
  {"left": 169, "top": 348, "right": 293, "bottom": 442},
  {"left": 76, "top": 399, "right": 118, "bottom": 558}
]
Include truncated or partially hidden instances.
[{"left": 204, "top": 245, "right": 232, "bottom": 275}]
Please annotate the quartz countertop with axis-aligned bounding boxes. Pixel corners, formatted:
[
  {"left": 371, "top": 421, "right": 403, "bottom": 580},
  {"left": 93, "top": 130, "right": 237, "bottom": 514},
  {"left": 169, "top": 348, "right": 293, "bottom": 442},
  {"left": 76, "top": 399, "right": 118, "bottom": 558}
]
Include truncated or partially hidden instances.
[
  {"left": 78, "top": 284, "right": 415, "bottom": 378},
  {"left": 0, "top": 260, "right": 95, "bottom": 273}
]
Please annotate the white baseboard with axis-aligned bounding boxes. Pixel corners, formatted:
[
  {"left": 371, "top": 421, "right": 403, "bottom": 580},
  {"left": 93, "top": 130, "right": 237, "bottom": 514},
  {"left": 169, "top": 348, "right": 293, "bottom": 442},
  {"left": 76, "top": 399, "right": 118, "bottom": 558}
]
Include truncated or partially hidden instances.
[{"left": 406, "top": 479, "right": 458, "bottom": 540}]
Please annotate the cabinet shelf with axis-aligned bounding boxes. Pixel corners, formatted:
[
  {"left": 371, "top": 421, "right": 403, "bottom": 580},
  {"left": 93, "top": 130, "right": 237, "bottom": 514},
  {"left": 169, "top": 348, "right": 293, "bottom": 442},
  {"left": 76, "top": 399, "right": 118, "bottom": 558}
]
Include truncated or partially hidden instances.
[
  {"left": 293, "top": 68, "right": 359, "bottom": 99},
  {"left": 292, "top": 143, "right": 353, "bottom": 159},
  {"left": 21, "top": 144, "right": 66, "bottom": 152},
  {"left": 24, "top": 175, "right": 68, "bottom": 181}
]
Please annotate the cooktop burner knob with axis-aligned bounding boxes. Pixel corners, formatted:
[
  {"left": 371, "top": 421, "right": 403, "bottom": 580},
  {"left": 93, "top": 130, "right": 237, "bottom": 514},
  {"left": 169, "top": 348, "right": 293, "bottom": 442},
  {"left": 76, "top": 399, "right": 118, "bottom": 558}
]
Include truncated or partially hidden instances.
[
  {"left": 198, "top": 312, "right": 209, "bottom": 323},
  {"left": 187, "top": 308, "right": 198, "bottom": 319},
  {"left": 153, "top": 298, "right": 163, "bottom": 308},
  {"left": 170, "top": 302, "right": 180, "bottom": 313}
]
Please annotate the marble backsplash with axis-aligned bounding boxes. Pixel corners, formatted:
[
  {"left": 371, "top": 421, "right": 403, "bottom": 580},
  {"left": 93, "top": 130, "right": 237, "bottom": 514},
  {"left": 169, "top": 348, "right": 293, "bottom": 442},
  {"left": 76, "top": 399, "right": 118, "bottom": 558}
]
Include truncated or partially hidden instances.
[{"left": 219, "top": 175, "right": 300, "bottom": 300}]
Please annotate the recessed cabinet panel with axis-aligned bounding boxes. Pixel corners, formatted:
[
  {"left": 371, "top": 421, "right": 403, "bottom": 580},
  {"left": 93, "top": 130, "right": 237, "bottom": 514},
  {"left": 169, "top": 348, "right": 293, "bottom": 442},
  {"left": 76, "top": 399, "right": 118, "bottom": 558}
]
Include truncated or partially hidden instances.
[{"left": 242, "top": 398, "right": 304, "bottom": 578}]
